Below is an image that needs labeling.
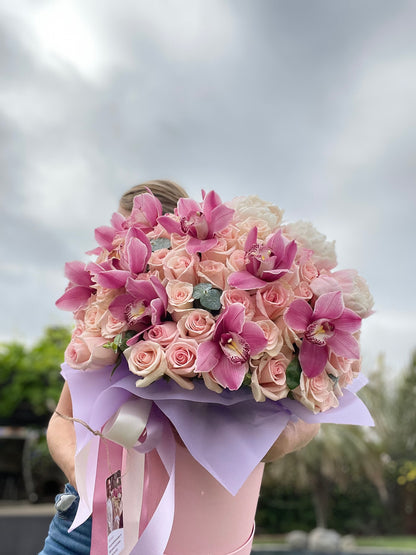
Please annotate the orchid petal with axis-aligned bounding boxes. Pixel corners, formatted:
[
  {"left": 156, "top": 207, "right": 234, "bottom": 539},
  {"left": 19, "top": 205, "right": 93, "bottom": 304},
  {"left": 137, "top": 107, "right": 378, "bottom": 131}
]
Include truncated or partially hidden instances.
[
  {"left": 299, "top": 340, "right": 328, "bottom": 378},
  {"left": 334, "top": 308, "right": 361, "bottom": 333},
  {"left": 95, "top": 270, "right": 130, "bottom": 289},
  {"left": 85, "top": 246, "right": 102, "bottom": 256},
  {"left": 126, "top": 277, "right": 156, "bottom": 299},
  {"left": 177, "top": 197, "right": 201, "bottom": 217},
  {"left": 227, "top": 270, "right": 268, "bottom": 290},
  {"left": 328, "top": 330, "right": 360, "bottom": 359},
  {"left": 261, "top": 268, "right": 290, "bottom": 281},
  {"left": 215, "top": 303, "right": 246, "bottom": 338},
  {"left": 132, "top": 192, "right": 162, "bottom": 227},
  {"left": 150, "top": 298, "right": 166, "bottom": 325},
  {"left": 266, "top": 230, "right": 284, "bottom": 261},
  {"left": 64, "top": 261, "right": 92, "bottom": 286},
  {"left": 244, "top": 227, "right": 258, "bottom": 252},
  {"left": 111, "top": 212, "right": 126, "bottom": 231},
  {"left": 94, "top": 225, "right": 116, "bottom": 250},
  {"left": 186, "top": 237, "right": 218, "bottom": 254},
  {"left": 211, "top": 357, "right": 246, "bottom": 391},
  {"left": 208, "top": 203, "right": 234, "bottom": 232},
  {"left": 201, "top": 190, "right": 221, "bottom": 218},
  {"left": 108, "top": 293, "right": 133, "bottom": 321},
  {"left": 196, "top": 341, "right": 221, "bottom": 373},
  {"left": 284, "top": 299, "right": 313, "bottom": 331},
  {"left": 282, "top": 239, "right": 297, "bottom": 269},
  {"left": 310, "top": 275, "right": 340, "bottom": 297},
  {"left": 314, "top": 291, "right": 344, "bottom": 320},
  {"left": 157, "top": 215, "right": 183, "bottom": 236},
  {"left": 241, "top": 321, "right": 267, "bottom": 356},
  {"left": 126, "top": 236, "right": 149, "bottom": 274},
  {"left": 149, "top": 275, "right": 168, "bottom": 306},
  {"left": 55, "top": 286, "right": 92, "bottom": 311}
]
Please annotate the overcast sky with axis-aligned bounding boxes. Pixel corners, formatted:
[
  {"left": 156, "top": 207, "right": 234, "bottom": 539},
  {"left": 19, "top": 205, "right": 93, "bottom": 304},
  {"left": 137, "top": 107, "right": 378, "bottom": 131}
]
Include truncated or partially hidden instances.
[{"left": 1, "top": 0, "right": 415, "bottom": 379}]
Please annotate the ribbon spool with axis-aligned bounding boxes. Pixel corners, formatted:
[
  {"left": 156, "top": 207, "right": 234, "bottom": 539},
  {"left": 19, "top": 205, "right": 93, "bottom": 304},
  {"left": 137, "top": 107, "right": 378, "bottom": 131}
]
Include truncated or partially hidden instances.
[{"left": 102, "top": 398, "right": 152, "bottom": 449}]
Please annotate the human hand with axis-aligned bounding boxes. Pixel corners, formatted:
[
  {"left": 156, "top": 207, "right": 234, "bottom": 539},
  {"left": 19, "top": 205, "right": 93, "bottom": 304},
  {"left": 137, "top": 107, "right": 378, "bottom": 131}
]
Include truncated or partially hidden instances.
[{"left": 262, "top": 420, "right": 320, "bottom": 462}]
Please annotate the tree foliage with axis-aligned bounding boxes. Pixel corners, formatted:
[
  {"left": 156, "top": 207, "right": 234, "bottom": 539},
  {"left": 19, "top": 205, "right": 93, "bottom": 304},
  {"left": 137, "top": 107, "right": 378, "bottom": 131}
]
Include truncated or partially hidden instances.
[{"left": 0, "top": 326, "right": 70, "bottom": 425}]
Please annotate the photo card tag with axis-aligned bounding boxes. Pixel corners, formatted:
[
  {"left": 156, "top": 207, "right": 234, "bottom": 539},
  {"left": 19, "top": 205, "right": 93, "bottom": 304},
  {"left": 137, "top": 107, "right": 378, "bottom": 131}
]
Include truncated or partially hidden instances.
[{"left": 106, "top": 469, "right": 125, "bottom": 555}]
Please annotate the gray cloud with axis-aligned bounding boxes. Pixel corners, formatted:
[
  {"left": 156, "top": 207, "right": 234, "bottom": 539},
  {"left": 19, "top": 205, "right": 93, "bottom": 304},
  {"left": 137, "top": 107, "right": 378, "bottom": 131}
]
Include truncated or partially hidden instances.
[{"left": 1, "top": 1, "right": 415, "bottom": 373}]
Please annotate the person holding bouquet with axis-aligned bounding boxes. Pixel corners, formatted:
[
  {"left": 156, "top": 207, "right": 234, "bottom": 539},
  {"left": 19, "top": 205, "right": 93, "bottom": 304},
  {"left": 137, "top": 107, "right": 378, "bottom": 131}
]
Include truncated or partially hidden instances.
[{"left": 39, "top": 178, "right": 372, "bottom": 555}]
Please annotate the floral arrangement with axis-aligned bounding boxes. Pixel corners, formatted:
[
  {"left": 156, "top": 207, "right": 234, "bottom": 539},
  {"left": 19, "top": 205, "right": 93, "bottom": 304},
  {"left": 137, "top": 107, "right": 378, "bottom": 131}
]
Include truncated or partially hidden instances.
[{"left": 57, "top": 190, "right": 373, "bottom": 414}]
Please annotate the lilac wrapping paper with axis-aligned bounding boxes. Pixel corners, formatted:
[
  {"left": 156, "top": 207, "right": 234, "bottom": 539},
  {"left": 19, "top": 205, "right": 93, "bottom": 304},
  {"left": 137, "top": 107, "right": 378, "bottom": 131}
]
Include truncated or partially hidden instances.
[{"left": 62, "top": 359, "right": 373, "bottom": 497}]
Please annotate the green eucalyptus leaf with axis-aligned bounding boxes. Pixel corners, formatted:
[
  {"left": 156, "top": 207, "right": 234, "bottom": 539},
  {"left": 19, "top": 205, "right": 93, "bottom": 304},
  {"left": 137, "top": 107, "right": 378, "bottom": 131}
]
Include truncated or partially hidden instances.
[
  {"left": 193, "top": 283, "right": 213, "bottom": 299},
  {"left": 150, "top": 238, "right": 171, "bottom": 251},
  {"left": 286, "top": 356, "right": 302, "bottom": 389},
  {"left": 200, "top": 288, "right": 222, "bottom": 311}
]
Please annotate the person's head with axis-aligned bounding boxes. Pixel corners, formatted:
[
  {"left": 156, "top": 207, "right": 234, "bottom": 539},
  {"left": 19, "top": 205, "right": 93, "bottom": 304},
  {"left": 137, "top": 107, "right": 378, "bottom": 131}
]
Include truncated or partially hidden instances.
[{"left": 119, "top": 179, "right": 188, "bottom": 216}]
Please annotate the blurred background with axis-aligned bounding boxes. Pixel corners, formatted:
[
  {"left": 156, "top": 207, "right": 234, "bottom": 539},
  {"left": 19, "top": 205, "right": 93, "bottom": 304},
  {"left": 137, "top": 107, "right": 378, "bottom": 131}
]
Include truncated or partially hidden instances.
[{"left": 1, "top": 0, "right": 415, "bottom": 550}]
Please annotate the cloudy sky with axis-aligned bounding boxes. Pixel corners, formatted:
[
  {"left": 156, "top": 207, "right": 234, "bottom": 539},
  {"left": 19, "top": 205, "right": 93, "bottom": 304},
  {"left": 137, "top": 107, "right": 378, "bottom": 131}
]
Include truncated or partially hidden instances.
[{"left": 1, "top": 0, "right": 415, "bottom": 379}]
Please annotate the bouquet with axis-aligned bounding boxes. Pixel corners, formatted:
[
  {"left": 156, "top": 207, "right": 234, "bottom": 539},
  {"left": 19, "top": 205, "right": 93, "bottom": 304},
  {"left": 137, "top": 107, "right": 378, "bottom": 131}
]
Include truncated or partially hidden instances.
[
  {"left": 57, "top": 189, "right": 373, "bottom": 414},
  {"left": 56, "top": 189, "right": 374, "bottom": 554}
]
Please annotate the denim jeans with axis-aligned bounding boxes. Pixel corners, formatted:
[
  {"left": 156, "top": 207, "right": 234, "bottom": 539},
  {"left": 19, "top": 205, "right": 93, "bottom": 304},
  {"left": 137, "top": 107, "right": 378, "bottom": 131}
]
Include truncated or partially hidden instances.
[{"left": 38, "top": 483, "right": 92, "bottom": 555}]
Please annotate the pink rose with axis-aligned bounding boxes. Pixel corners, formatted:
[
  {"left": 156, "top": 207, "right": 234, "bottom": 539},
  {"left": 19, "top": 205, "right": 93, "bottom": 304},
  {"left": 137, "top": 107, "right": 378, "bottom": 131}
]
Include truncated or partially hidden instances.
[
  {"left": 170, "top": 234, "right": 190, "bottom": 249},
  {"left": 148, "top": 248, "right": 170, "bottom": 279},
  {"left": 294, "top": 371, "right": 339, "bottom": 413},
  {"left": 163, "top": 248, "right": 199, "bottom": 284},
  {"left": 166, "top": 338, "right": 198, "bottom": 376},
  {"left": 221, "top": 289, "right": 256, "bottom": 320},
  {"left": 143, "top": 322, "right": 178, "bottom": 347},
  {"left": 325, "top": 352, "right": 360, "bottom": 390},
  {"left": 166, "top": 280, "right": 194, "bottom": 311},
  {"left": 294, "top": 280, "right": 313, "bottom": 300},
  {"left": 251, "top": 319, "right": 283, "bottom": 357},
  {"left": 64, "top": 334, "right": 117, "bottom": 370},
  {"left": 300, "top": 259, "right": 319, "bottom": 282},
  {"left": 256, "top": 282, "right": 294, "bottom": 321},
  {"left": 275, "top": 316, "right": 301, "bottom": 351},
  {"left": 201, "top": 237, "right": 235, "bottom": 264},
  {"left": 235, "top": 217, "right": 271, "bottom": 242},
  {"left": 95, "top": 286, "right": 122, "bottom": 308},
  {"left": 124, "top": 340, "right": 167, "bottom": 387},
  {"left": 176, "top": 309, "right": 216, "bottom": 342},
  {"left": 147, "top": 223, "right": 170, "bottom": 240},
  {"left": 226, "top": 249, "right": 246, "bottom": 272},
  {"left": 216, "top": 224, "right": 240, "bottom": 249},
  {"left": 100, "top": 310, "right": 129, "bottom": 339},
  {"left": 197, "top": 260, "right": 230, "bottom": 290},
  {"left": 251, "top": 353, "right": 290, "bottom": 402},
  {"left": 83, "top": 302, "right": 104, "bottom": 335}
]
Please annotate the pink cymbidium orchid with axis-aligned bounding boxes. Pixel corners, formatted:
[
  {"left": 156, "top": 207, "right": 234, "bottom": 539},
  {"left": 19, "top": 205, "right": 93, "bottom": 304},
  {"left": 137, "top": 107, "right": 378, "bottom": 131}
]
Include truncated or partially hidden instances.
[
  {"left": 55, "top": 261, "right": 95, "bottom": 311},
  {"left": 94, "top": 227, "right": 152, "bottom": 289},
  {"left": 158, "top": 190, "right": 234, "bottom": 254},
  {"left": 127, "top": 190, "right": 163, "bottom": 232},
  {"left": 109, "top": 275, "right": 168, "bottom": 336},
  {"left": 228, "top": 228, "right": 297, "bottom": 290},
  {"left": 196, "top": 303, "right": 267, "bottom": 390},
  {"left": 284, "top": 290, "right": 361, "bottom": 378},
  {"left": 94, "top": 211, "right": 128, "bottom": 252}
]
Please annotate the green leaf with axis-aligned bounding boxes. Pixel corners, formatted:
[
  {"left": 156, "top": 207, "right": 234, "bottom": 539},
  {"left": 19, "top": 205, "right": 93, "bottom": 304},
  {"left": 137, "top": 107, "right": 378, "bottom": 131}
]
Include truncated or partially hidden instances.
[
  {"left": 286, "top": 356, "right": 302, "bottom": 389},
  {"left": 200, "top": 288, "right": 222, "bottom": 311},
  {"left": 150, "top": 238, "right": 171, "bottom": 251},
  {"left": 193, "top": 283, "right": 213, "bottom": 299},
  {"left": 242, "top": 373, "right": 252, "bottom": 387},
  {"left": 193, "top": 283, "right": 223, "bottom": 311}
]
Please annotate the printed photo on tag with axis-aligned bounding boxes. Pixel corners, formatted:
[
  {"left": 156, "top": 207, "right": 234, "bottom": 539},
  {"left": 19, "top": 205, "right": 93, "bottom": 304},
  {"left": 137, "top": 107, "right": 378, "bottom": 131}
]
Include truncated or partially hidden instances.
[{"left": 106, "top": 469, "right": 124, "bottom": 555}]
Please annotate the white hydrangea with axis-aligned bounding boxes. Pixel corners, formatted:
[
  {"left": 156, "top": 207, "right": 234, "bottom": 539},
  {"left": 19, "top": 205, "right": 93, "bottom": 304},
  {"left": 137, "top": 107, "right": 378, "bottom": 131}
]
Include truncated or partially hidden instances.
[
  {"left": 343, "top": 274, "right": 374, "bottom": 318},
  {"left": 230, "top": 195, "right": 284, "bottom": 233},
  {"left": 284, "top": 220, "right": 337, "bottom": 271}
]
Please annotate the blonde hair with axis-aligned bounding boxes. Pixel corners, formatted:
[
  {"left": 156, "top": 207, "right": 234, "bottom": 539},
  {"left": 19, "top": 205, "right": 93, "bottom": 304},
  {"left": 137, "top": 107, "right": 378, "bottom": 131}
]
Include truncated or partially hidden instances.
[{"left": 119, "top": 179, "right": 188, "bottom": 215}]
